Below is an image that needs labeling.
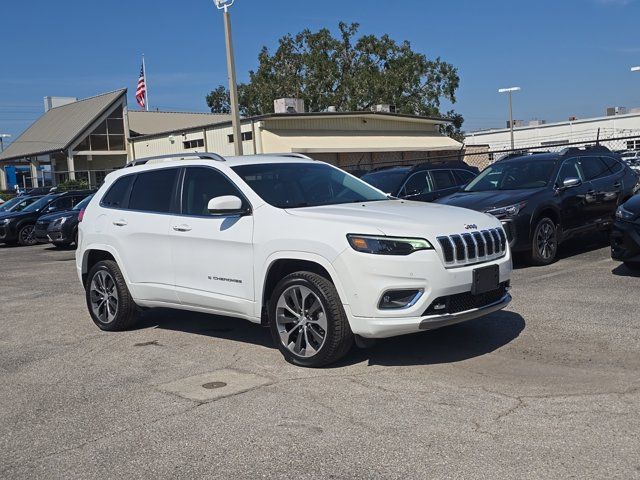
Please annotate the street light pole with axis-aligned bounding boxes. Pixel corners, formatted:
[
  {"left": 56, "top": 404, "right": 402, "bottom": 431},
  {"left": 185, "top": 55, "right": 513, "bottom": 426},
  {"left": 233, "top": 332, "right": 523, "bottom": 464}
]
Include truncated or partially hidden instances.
[
  {"left": 0, "top": 134, "right": 11, "bottom": 152},
  {"left": 631, "top": 66, "right": 640, "bottom": 72},
  {"left": 215, "top": 0, "right": 243, "bottom": 156},
  {"left": 498, "top": 87, "right": 521, "bottom": 150}
]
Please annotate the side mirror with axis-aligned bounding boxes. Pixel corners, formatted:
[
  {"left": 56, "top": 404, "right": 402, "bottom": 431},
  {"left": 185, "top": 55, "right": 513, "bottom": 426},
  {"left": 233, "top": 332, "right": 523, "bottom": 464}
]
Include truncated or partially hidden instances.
[
  {"left": 47, "top": 206, "right": 57, "bottom": 213},
  {"left": 561, "top": 177, "right": 582, "bottom": 189},
  {"left": 207, "top": 195, "right": 246, "bottom": 215}
]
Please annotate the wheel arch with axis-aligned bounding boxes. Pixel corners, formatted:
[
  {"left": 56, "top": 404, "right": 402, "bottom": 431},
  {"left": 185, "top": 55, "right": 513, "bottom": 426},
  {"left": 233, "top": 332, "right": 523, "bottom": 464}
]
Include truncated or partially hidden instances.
[
  {"left": 259, "top": 252, "right": 347, "bottom": 324},
  {"left": 80, "top": 245, "right": 128, "bottom": 287},
  {"left": 530, "top": 205, "right": 561, "bottom": 239}
]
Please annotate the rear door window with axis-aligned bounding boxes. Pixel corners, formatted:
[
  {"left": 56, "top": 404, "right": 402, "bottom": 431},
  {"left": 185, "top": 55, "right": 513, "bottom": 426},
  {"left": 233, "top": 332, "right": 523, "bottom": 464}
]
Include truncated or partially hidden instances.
[
  {"left": 453, "top": 170, "right": 476, "bottom": 185},
  {"left": 429, "top": 170, "right": 457, "bottom": 190},
  {"left": 580, "top": 157, "right": 610, "bottom": 180},
  {"left": 129, "top": 168, "right": 179, "bottom": 213},
  {"left": 102, "top": 175, "right": 135, "bottom": 209},
  {"left": 601, "top": 156, "right": 623, "bottom": 174}
]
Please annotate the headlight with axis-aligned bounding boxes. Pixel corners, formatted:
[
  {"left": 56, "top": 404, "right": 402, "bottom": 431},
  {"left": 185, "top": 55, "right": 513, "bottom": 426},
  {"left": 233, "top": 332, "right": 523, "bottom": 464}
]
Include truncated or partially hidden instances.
[
  {"left": 616, "top": 205, "right": 637, "bottom": 221},
  {"left": 52, "top": 217, "right": 67, "bottom": 226},
  {"left": 347, "top": 234, "right": 433, "bottom": 255},
  {"left": 485, "top": 202, "right": 526, "bottom": 217},
  {"left": 0, "top": 218, "right": 10, "bottom": 226}
]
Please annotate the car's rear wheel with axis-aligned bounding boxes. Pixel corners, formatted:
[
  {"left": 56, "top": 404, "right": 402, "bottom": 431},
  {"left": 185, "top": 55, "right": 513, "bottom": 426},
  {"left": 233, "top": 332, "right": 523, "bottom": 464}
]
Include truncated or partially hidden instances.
[
  {"left": 530, "top": 217, "right": 558, "bottom": 265},
  {"left": 86, "top": 260, "right": 138, "bottom": 331},
  {"left": 17, "top": 224, "right": 37, "bottom": 246},
  {"left": 269, "top": 272, "right": 353, "bottom": 367}
]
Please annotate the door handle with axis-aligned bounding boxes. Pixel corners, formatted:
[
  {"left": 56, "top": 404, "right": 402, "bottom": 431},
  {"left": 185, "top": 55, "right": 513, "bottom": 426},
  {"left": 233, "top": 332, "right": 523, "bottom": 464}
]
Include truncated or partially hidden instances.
[
  {"left": 172, "top": 224, "right": 192, "bottom": 232},
  {"left": 113, "top": 220, "right": 128, "bottom": 227}
]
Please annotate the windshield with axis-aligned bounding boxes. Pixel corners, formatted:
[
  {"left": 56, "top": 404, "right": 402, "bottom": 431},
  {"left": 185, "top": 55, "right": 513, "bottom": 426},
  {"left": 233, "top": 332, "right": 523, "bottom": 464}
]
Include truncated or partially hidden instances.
[
  {"left": 232, "top": 162, "right": 388, "bottom": 208},
  {"left": 73, "top": 195, "right": 93, "bottom": 211},
  {"left": 464, "top": 160, "right": 557, "bottom": 192},
  {"left": 0, "top": 196, "right": 30, "bottom": 212},
  {"left": 22, "top": 195, "right": 56, "bottom": 213},
  {"left": 360, "top": 169, "right": 409, "bottom": 194}
]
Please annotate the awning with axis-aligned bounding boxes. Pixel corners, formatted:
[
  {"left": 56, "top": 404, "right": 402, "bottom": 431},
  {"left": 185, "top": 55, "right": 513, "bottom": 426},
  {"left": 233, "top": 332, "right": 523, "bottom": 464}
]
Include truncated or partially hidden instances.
[{"left": 265, "top": 131, "right": 462, "bottom": 153}]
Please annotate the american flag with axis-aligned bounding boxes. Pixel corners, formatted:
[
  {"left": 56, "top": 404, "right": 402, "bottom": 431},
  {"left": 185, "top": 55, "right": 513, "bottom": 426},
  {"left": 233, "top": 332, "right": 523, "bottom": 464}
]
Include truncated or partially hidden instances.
[{"left": 136, "top": 64, "right": 147, "bottom": 109}]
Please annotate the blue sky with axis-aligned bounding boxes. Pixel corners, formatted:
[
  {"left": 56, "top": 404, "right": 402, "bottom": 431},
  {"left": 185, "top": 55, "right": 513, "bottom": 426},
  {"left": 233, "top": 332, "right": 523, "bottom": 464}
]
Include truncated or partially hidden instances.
[{"left": 1, "top": 0, "right": 639, "bottom": 146}]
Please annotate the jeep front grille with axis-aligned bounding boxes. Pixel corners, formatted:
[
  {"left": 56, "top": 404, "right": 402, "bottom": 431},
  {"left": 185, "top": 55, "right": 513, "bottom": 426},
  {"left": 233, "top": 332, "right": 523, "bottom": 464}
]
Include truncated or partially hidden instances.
[{"left": 437, "top": 228, "right": 507, "bottom": 267}]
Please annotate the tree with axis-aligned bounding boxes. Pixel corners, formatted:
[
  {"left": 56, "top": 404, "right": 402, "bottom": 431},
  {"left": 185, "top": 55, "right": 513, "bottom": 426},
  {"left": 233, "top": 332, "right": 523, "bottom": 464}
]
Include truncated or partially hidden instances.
[{"left": 207, "top": 22, "right": 463, "bottom": 136}]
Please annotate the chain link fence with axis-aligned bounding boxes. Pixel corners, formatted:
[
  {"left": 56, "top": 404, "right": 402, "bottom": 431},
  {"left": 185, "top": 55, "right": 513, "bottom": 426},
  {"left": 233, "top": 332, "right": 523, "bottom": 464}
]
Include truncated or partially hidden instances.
[{"left": 340, "top": 134, "right": 640, "bottom": 174}]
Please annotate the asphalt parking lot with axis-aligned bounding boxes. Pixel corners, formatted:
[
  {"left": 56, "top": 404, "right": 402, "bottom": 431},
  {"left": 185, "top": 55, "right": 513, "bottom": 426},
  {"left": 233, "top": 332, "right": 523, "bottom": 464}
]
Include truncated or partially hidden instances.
[{"left": 1, "top": 237, "right": 639, "bottom": 479}]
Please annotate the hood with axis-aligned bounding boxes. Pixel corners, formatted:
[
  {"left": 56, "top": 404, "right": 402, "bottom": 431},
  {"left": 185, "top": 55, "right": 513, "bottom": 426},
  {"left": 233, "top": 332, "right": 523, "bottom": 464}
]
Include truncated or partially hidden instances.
[
  {"left": 285, "top": 199, "right": 500, "bottom": 238},
  {"left": 0, "top": 210, "right": 30, "bottom": 221},
  {"left": 436, "top": 189, "right": 543, "bottom": 212},
  {"left": 37, "top": 211, "right": 77, "bottom": 223},
  {"left": 622, "top": 194, "right": 640, "bottom": 214}
]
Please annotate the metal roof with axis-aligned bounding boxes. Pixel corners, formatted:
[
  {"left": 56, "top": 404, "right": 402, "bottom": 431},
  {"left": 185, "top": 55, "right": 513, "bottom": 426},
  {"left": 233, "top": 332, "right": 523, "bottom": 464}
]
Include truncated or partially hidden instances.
[
  {"left": 0, "top": 89, "right": 126, "bottom": 162},
  {"left": 128, "top": 111, "right": 231, "bottom": 136}
]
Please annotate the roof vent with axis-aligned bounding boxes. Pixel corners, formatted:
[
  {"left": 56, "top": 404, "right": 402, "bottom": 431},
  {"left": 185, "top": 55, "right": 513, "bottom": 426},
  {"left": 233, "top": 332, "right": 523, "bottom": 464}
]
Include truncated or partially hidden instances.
[
  {"left": 373, "top": 104, "right": 396, "bottom": 113},
  {"left": 43, "top": 96, "right": 77, "bottom": 112},
  {"left": 606, "top": 106, "right": 627, "bottom": 116},
  {"left": 274, "top": 98, "right": 305, "bottom": 114}
]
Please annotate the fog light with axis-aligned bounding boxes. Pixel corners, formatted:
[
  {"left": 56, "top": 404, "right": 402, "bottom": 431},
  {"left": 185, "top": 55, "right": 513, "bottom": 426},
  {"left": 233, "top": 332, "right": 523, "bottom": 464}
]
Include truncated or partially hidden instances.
[{"left": 378, "top": 289, "right": 424, "bottom": 309}]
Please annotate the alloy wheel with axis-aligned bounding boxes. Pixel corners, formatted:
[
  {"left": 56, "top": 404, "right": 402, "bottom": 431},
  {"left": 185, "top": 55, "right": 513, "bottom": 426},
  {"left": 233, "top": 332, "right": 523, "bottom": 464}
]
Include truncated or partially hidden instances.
[
  {"left": 275, "top": 285, "right": 327, "bottom": 358},
  {"left": 89, "top": 270, "right": 119, "bottom": 324},
  {"left": 20, "top": 225, "right": 36, "bottom": 245},
  {"left": 536, "top": 221, "right": 557, "bottom": 261}
]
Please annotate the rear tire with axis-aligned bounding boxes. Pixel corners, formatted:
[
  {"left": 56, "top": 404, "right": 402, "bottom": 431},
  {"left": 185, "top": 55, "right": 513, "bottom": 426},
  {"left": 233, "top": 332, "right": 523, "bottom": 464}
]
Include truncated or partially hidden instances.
[
  {"left": 530, "top": 217, "right": 558, "bottom": 266},
  {"left": 268, "top": 272, "right": 353, "bottom": 367},
  {"left": 17, "top": 224, "right": 37, "bottom": 246},
  {"left": 85, "top": 260, "right": 138, "bottom": 331}
]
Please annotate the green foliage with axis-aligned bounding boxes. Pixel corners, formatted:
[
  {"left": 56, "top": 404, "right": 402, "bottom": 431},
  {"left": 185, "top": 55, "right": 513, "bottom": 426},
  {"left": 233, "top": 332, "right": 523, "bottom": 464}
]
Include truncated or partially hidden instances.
[
  {"left": 207, "top": 22, "right": 463, "bottom": 137},
  {"left": 56, "top": 179, "right": 89, "bottom": 192},
  {"left": 0, "top": 193, "right": 13, "bottom": 201}
]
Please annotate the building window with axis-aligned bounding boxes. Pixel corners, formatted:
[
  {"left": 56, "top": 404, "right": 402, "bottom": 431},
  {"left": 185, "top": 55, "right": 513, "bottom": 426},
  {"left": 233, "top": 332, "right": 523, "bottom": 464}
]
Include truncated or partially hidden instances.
[
  {"left": 75, "top": 105, "right": 125, "bottom": 152},
  {"left": 627, "top": 140, "right": 640, "bottom": 150},
  {"left": 183, "top": 139, "right": 205, "bottom": 149},
  {"left": 227, "top": 131, "right": 253, "bottom": 143}
]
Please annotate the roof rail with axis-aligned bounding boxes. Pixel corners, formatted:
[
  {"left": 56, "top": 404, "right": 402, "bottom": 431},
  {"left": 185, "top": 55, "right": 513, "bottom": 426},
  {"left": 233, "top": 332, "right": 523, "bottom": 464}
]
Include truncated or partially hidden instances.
[
  {"left": 125, "top": 152, "right": 226, "bottom": 168},
  {"left": 261, "top": 153, "right": 314, "bottom": 160}
]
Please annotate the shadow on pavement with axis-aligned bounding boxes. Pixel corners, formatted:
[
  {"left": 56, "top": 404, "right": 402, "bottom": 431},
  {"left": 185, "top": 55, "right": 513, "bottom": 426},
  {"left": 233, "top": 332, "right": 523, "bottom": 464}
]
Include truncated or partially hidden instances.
[
  {"left": 513, "top": 231, "right": 610, "bottom": 270},
  {"left": 611, "top": 263, "right": 640, "bottom": 278},
  {"left": 136, "top": 307, "right": 525, "bottom": 368}
]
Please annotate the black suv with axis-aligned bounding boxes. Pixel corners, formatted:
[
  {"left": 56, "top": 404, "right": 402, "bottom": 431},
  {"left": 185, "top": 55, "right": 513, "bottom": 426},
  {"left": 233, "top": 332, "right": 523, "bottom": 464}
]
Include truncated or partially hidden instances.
[
  {"left": 0, "top": 190, "right": 93, "bottom": 246},
  {"left": 436, "top": 145, "right": 640, "bottom": 265},
  {"left": 360, "top": 161, "right": 479, "bottom": 202},
  {"left": 34, "top": 194, "right": 94, "bottom": 247}
]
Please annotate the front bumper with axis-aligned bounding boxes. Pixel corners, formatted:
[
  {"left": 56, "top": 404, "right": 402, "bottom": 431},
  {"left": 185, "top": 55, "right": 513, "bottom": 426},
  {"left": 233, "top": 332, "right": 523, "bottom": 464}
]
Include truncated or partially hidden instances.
[
  {"left": 610, "top": 220, "right": 640, "bottom": 262},
  {"left": 332, "top": 245, "right": 512, "bottom": 338},
  {"left": 34, "top": 224, "right": 50, "bottom": 243},
  {"left": 0, "top": 224, "right": 18, "bottom": 243}
]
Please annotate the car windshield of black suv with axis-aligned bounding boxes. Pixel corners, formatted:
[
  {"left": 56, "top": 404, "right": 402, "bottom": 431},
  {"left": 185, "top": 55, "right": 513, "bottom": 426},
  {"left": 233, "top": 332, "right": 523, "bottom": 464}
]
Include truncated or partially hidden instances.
[
  {"left": 232, "top": 163, "right": 388, "bottom": 208},
  {"left": 21, "top": 195, "right": 56, "bottom": 213},
  {"left": 360, "top": 169, "right": 409, "bottom": 194},
  {"left": 464, "top": 159, "right": 557, "bottom": 192}
]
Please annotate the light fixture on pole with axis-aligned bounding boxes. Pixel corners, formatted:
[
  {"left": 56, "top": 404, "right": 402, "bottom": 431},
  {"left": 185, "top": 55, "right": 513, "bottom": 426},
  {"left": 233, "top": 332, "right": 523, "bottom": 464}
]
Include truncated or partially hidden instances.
[
  {"left": 0, "top": 134, "right": 11, "bottom": 152},
  {"left": 631, "top": 66, "right": 640, "bottom": 72},
  {"left": 214, "top": 0, "right": 243, "bottom": 156},
  {"left": 498, "top": 87, "right": 521, "bottom": 150}
]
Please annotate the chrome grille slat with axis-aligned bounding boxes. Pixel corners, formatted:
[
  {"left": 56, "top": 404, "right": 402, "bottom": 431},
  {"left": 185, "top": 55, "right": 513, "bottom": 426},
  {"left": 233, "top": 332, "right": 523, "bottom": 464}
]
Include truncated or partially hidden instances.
[{"left": 438, "top": 227, "right": 507, "bottom": 268}]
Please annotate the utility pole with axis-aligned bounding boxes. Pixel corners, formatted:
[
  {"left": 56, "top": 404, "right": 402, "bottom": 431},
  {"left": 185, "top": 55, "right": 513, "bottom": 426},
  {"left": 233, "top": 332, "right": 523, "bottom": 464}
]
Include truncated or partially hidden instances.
[
  {"left": 498, "top": 87, "right": 521, "bottom": 150},
  {"left": 0, "top": 133, "right": 10, "bottom": 152},
  {"left": 215, "top": 0, "right": 243, "bottom": 155}
]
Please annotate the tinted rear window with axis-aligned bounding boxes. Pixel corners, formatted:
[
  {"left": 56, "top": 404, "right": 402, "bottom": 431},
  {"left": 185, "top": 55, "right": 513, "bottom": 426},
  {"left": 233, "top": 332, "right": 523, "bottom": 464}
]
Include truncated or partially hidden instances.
[
  {"left": 102, "top": 175, "right": 135, "bottom": 209},
  {"left": 129, "top": 168, "right": 179, "bottom": 213}
]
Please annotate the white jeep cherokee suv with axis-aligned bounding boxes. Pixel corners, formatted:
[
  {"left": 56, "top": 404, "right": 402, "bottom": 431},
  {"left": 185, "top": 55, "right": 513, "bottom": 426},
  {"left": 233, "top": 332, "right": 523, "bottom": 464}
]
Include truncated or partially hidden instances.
[{"left": 76, "top": 153, "right": 512, "bottom": 367}]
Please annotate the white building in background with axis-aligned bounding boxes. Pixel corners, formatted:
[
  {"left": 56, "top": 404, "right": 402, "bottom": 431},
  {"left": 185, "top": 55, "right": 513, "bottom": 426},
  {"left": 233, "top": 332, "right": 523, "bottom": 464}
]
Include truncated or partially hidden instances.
[{"left": 465, "top": 109, "right": 640, "bottom": 152}]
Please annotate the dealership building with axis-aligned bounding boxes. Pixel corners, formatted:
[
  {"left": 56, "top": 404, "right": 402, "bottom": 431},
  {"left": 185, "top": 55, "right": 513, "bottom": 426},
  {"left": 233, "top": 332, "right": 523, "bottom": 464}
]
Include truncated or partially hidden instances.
[
  {"left": 0, "top": 89, "right": 462, "bottom": 191},
  {"left": 465, "top": 108, "right": 640, "bottom": 152}
]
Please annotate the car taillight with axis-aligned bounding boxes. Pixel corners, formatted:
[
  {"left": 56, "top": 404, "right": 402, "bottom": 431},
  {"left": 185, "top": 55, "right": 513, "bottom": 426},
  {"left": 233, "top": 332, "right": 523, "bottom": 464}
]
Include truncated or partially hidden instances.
[{"left": 78, "top": 209, "right": 85, "bottom": 222}]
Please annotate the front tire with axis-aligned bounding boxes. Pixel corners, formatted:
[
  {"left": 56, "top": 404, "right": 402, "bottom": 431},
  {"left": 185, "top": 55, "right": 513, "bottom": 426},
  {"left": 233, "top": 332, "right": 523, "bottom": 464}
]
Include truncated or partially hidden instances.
[
  {"left": 85, "top": 260, "right": 138, "bottom": 331},
  {"left": 17, "top": 224, "right": 37, "bottom": 246},
  {"left": 268, "top": 272, "right": 353, "bottom": 367},
  {"left": 530, "top": 217, "right": 558, "bottom": 265}
]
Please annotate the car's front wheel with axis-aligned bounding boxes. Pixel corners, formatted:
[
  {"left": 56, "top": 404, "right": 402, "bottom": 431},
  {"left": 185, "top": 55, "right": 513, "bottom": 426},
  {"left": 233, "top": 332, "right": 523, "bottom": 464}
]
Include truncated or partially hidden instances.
[
  {"left": 85, "top": 260, "right": 138, "bottom": 331},
  {"left": 530, "top": 217, "right": 558, "bottom": 265},
  {"left": 269, "top": 272, "right": 353, "bottom": 367},
  {"left": 17, "top": 224, "right": 37, "bottom": 246}
]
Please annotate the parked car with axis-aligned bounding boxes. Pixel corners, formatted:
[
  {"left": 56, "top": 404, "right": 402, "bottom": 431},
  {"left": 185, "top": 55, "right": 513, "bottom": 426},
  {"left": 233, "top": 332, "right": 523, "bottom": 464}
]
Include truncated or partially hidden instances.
[
  {"left": 76, "top": 153, "right": 512, "bottom": 367},
  {"left": 610, "top": 194, "right": 640, "bottom": 269},
  {"left": 360, "top": 161, "right": 479, "bottom": 202},
  {"left": 436, "top": 145, "right": 640, "bottom": 265},
  {"left": 34, "top": 194, "right": 94, "bottom": 247},
  {"left": 0, "top": 195, "right": 44, "bottom": 213},
  {"left": 0, "top": 190, "right": 93, "bottom": 246},
  {"left": 621, "top": 151, "right": 640, "bottom": 173}
]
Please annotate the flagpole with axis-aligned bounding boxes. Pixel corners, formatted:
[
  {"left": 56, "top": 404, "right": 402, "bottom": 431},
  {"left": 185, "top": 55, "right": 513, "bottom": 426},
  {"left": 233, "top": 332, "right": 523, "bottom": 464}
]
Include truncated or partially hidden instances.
[{"left": 142, "top": 54, "right": 150, "bottom": 111}]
